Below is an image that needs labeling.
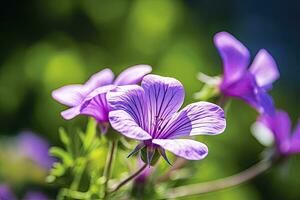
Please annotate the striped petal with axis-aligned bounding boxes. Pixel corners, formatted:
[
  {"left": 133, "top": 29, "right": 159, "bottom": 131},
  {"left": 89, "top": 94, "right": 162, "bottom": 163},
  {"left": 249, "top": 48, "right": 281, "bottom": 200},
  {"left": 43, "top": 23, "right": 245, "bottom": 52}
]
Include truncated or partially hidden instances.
[
  {"left": 80, "top": 85, "right": 115, "bottom": 122},
  {"left": 152, "top": 139, "right": 208, "bottom": 160},
  {"left": 159, "top": 102, "right": 225, "bottom": 139},
  {"left": 214, "top": 32, "right": 250, "bottom": 86},
  {"left": 141, "top": 74, "right": 184, "bottom": 137},
  {"left": 249, "top": 49, "right": 279, "bottom": 90},
  {"left": 114, "top": 65, "right": 152, "bottom": 86},
  {"left": 107, "top": 85, "right": 152, "bottom": 140}
]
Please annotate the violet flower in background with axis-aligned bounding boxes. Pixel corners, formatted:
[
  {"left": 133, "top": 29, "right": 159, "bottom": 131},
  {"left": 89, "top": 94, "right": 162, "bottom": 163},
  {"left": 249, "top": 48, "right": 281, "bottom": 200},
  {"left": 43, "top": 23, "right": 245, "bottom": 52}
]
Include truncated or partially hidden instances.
[
  {"left": 0, "top": 184, "right": 17, "bottom": 200},
  {"left": 23, "top": 191, "right": 49, "bottom": 200},
  {"left": 134, "top": 158, "right": 153, "bottom": 183},
  {"left": 52, "top": 65, "right": 152, "bottom": 133},
  {"left": 254, "top": 110, "right": 300, "bottom": 155},
  {"left": 213, "top": 31, "right": 279, "bottom": 115},
  {"left": 17, "top": 131, "right": 55, "bottom": 170},
  {"left": 107, "top": 74, "right": 226, "bottom": 163}
]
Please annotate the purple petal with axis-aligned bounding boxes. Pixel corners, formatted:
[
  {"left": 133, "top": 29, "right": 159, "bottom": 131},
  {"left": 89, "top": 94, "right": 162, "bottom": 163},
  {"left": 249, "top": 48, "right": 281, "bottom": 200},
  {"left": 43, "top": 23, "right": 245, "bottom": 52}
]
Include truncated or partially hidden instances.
[
  {"left": 152, "top": 139, "right": 208, "bottom": 160},
  {"left": 114, "top": 65, "right": 152, "bottom": 86},
  {"left": 107, "top": 85, "right": 152, "bottom": 140},
  {"left": 52, "top": 85, "right": 84, "bottom": 107},
  {"left": 249, "top": 49, "right": 279, "bottom": 90},
  {"left": 0, "top": 185, "right": 17, "bottom": 200},
  {"left": 23, "top": 191, "right": 49, "bottom": 200},
  {"left": 221, "top": 72, "right": 257, "bottom": 106},
  {"left": 289, "top": 119, "right": 300, "bottom": 153},
  {"left": 141, "top": 74, "right": 184, "bottom": 137},
  {"left": 84, "top": 68, "right": 114, "bottom": 90},
  {"left": 214, "top": 32, "right": 250, "bottom": 86},
  {"left": 109, "top": 110, "right": 152, "bottom": 140},
  {"left": 61, "top": 106, "right": 81, "bottom": 120},
  {"left": 159, "top": 102, "right": 225, "bottom": 139},
  {"left": 80, "top": 85, "right": 115, "bottom": 122},
  {"left": 221, "top": 72, "right": 274, "bottom": 115},
  {"left": 256, "top": 90, "right": 275, "bottom": 116},
  {"left": 52, "top": 69, "right": 114, "bottom": 107},
  {"left": 259, "top": 110, "right": 291, "bottom": 153}
]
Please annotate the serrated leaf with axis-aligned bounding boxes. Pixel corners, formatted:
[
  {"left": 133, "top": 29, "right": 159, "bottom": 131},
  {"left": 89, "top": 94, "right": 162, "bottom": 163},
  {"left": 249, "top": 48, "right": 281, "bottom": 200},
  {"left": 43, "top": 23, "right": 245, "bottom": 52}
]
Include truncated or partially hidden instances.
[
  {"left": 59, "top": 127, "right": 70, "bottom": 146},
  {"left": 59, "top": 127, "right": 74, "bottom": 157},
  {"left": 50, "top": 162, "right": 66, "bottom": 177},
  {"left": 50, "top": 147, "right": 73, "bottom": 167}
]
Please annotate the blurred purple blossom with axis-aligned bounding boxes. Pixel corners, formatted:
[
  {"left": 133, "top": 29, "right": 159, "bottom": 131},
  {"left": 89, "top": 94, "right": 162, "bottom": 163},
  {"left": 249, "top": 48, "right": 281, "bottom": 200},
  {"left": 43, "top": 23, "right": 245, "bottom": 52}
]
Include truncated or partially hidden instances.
[
  {"left": 17, "top": 131, "right": 55, "bottom": 170},
  {"left": 52, "top": 65, "right": 152, "bottom": 133},
  {"left": 23, "top": 191, "right": 48, "bottom": 200},
  {"left": 134, "top": 158, "right": 153, "bottom": 183},
  {"left": 258, "top": 110, "right": 300, "bottom": 155},
  {"left": 107, "top": 74, "right": 226, "bottom": 163},
  {"left": 0, "top": 184, "right": 17, "bottom": 200},
  {"left": 214, "top": 31, "right": 279, "bottom": 115}
]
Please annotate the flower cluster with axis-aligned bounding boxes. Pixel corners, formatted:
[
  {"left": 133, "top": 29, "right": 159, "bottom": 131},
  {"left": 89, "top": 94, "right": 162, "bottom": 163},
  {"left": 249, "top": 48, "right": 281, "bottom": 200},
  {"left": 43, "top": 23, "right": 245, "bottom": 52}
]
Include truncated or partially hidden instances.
[
  {"left": 199, "top": 31, "right": 299, "bottom": 158},
  {"left": 53, "top": 65, "right": 226, "bottom": 163},
  {"left": 51, "top": 31, "right": 299, "bottom": 198},
  {"left": 214, "top": 32, "right": 279, "bottom": 115},
  {"left": 107, "top": 74, "right": 225, "bottom": 163}
]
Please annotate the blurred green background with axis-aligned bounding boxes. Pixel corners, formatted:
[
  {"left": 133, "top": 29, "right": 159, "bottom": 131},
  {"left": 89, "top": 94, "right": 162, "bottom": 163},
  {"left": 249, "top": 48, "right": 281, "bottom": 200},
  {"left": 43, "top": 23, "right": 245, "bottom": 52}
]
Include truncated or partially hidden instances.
[{"left": 0, "top": 0, "right": 300, "bottom": 199}]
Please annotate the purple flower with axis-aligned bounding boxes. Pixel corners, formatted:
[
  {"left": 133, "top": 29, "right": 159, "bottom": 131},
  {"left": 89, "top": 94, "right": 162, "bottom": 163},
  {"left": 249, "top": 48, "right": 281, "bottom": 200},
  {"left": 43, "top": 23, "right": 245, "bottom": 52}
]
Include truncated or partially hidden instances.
[
  {"left": 214, "top": 32, "right": 279, "bottom": 115},
  {"left": 23, "top": 191, "right": 48, "bottom": 200},
  {"left": 107, "top": 74, "right": 226, "bottom": 163},
  {"left": 18, "top": 131, "right": 55, "bottom": 170},
  {"left": 0, "top": 185, "right": 17, "bottom": 200},
  {"left": 257, "top": 110, "right": 300, "bottom": 155},
  {"left": 52, "top": 65, "right": 152, "bottom": 133}
]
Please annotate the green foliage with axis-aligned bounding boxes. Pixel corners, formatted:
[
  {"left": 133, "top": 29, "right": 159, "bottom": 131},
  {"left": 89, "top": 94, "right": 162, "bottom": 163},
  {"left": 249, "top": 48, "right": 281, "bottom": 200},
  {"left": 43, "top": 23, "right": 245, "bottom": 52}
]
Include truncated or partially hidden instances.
[{"left": 48, "top": 118, "right": 105, "bottom": 199}]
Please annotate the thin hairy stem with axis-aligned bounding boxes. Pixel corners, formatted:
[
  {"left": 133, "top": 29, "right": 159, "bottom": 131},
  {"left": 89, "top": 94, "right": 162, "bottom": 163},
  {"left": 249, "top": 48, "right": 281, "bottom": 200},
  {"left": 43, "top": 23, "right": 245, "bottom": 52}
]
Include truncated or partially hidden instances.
[
  {"left": 112, "top": 163, "right": 148, "bottom": 193},
  {"left": 163, "top": 159, "right": 272, "bottom": 199},
  {"left": 103, "top": 140, "right": 117, "bottom": 199}
]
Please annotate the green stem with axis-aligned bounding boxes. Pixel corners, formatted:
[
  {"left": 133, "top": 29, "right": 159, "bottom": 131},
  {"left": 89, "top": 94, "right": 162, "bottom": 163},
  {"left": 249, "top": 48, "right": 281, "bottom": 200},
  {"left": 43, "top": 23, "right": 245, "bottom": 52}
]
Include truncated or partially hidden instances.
[
  {"left": 103, "top": 140, "right": 117, "bottom": 198},
  {"left": 218, "top": 95, "right": 228, "bottom": 108},
  {"left": 70, "top": 159, "right": 86, "bottom": 191},
  {"left": 163, "top": 159, "right": 272, "bottom": 199},
  {"left": 112, "top": 163, "right": 148, "bottom": 193}
]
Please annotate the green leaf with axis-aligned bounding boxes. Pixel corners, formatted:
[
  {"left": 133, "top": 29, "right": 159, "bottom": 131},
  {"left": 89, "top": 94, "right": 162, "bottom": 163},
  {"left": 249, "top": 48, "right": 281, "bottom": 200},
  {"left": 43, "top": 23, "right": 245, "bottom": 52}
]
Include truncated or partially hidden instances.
[
  {"left": 50, "top": 147, "right": 73, "bottom": 167},
  {"left": 50, "top": 162, "right": 66, "bottom": 177},
  {"left": 59, "top": 127, "right": 70, "bottom": 146},
  {"left": 83, "top": 117, "right": 97, "bottom": 150}
]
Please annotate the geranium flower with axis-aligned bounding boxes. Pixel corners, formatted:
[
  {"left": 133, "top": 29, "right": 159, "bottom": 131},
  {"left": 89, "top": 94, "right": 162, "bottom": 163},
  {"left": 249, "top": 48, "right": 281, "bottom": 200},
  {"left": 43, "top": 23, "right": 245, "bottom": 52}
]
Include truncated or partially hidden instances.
[
  {"left": 52, "top": 65, "right": 152, "bottom": 133},
  {"left": 107, "top": 74, "right": 226, "bottom": 163},
  {"left": 199, "top": 32, "right": 279, "bottom": 115},
  {"left": 254, "top": 110, "right": 300, "bottom": 155},
  {"left": 17, "top": 131, "right": 55, "bottom": 170}
]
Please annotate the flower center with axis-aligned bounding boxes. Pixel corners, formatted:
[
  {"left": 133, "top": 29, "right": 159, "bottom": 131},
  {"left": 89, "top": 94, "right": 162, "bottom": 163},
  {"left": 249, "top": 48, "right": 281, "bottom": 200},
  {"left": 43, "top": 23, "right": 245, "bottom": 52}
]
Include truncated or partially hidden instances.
[{"left": 152, "top": 116, "right": 167, "bottom": 138}]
